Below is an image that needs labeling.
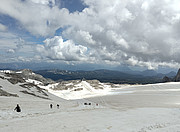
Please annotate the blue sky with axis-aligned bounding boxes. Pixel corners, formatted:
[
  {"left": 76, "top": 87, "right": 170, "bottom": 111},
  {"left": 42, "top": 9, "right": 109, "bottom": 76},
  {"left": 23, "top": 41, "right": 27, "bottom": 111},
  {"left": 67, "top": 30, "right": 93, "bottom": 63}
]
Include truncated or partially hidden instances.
[{"left": 0, "top": 0, "right": 180, "bottom": 71}]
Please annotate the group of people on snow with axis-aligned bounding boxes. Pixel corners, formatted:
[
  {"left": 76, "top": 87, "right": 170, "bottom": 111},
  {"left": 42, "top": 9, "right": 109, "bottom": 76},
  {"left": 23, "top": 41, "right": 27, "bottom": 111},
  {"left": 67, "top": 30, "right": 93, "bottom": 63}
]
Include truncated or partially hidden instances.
[
  {"left": 50, "top": 104, "right": 60, "bottom": 109},
  {"left": 14, "top": 102, "right": 99, "bottom": 113},
  {"left": 14, "top": 103, "right": 60, "bottom": 113}
]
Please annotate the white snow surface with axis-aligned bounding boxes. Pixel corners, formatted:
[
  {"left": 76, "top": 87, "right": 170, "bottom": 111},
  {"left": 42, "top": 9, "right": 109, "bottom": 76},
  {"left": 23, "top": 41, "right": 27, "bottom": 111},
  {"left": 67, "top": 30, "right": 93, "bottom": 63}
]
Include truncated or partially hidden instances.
[
  {"left": 26, "top": 79, "right": 43, "bottom": 85},
  {"left": 0, "top": 70, "right": 13, "bottom": 73},
  {"left": 15, "top": 71, "right": 23, "bottom": 73},
  {"left": 38, "top": 80, "right": 133, "bottom": 100},
  {"left": 1, "top": 72, "right": 180, "bottom": 131}
]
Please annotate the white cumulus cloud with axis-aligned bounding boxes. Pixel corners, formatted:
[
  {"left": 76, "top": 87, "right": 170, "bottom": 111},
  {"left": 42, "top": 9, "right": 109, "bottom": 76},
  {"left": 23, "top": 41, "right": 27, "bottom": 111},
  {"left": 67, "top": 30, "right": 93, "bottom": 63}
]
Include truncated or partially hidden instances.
[{"left": 37, "top": 36, "right": 88, "bottom": 61}]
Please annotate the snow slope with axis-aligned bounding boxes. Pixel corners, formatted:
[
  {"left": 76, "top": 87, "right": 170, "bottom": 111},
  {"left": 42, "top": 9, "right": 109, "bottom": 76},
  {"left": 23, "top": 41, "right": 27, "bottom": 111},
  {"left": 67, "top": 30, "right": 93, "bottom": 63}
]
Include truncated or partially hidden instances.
[
  {"left": 0, "top": 69, "right": 134, "bottom": 100},
  {"left": 1, "top": 71, "right": 180, "bottom": 131},
  {"left": 38, "top": 80, "right": 133, "bottom": 100}
]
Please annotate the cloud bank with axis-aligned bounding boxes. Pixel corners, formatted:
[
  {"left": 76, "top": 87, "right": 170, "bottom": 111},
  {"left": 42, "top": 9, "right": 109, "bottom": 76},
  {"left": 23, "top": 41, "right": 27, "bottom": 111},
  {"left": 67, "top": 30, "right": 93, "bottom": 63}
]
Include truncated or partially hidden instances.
[
  {"left": 1, "top": 0, "right": 180, "bottom": 69},
  {"left": 37, "top": 36, "right": 88, "bottom": 61}
]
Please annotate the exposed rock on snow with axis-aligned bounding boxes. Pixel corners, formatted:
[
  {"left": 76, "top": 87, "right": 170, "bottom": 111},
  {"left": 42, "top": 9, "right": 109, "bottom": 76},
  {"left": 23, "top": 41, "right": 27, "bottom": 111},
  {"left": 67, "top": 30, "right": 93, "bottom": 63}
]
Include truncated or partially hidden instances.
[
  {"left": 7, "top": 77, "right": 26, "bottom": 84},
  {"left": 2, "top": 69, "right": 54, "bottom": 85},
  {"left": 86, "top": 80, "right": 104, "bottom": 89},
  {"left": 0, "top": 75, "right": 5, "bottom": 80},
  {"left": 175, "top": 68, "right": 180, "bottom": 82},
  {"left": 17, "top": 69, "right": 54, "bottom": 85},
  {"left": 0, "top": 71, "right": 50, "bottom": 99},
  {"left": 20, "top": 83, "right": 48, "bottom": 97},
  {"left": 20, "top": 90, "right": 49, "bottom": 100},
  {"left": 54, "top": 80, "right": 81, "bottom": 90},
  {"left": 0, "top": 88, "right": 18, "bottom": 97}
]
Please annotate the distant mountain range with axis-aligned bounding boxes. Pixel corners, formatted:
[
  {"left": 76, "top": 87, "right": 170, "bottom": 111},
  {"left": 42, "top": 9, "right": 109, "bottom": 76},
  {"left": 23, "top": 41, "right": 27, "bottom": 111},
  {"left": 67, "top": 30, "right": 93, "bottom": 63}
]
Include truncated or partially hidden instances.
[
  {"left": 0, "top": 68, "right": 178, "bottom": 84},
  {"left": 34, "top": 69, "right": 177, "bottom": 84},
  {"left": 0, "top": 62, "right": 177, "bottom": 84}
]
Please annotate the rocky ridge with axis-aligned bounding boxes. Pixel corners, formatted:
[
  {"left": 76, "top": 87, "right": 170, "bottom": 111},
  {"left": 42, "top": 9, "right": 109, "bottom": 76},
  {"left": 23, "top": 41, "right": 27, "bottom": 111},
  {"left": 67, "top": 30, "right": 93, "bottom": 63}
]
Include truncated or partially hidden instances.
[
  {"left": 162, "top": 68, "right": 180, "bottom": 82},
  {"left": 1, "top": 69, "right": 54, "bottom": 85},
  {"left": 0, "top": 69, "right": 51, "bottom": 99}
]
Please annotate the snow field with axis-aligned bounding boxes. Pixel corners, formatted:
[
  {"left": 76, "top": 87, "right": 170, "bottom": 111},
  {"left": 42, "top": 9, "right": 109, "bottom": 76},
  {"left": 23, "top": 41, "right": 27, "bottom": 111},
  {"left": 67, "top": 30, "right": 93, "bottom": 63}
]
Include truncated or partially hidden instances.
[{"left": 1, "top": 72, "right": 180, "bottom": 131}]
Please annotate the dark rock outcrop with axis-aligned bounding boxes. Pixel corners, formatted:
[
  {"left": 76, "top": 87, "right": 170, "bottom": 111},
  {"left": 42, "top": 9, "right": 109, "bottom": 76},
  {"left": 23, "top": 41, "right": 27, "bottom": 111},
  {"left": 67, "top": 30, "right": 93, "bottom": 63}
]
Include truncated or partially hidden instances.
[
  {"left": 20, "top": 90, "right": 49, "bottom": 100},
  {"left": 20, "top": 83, "right": 48, "bottom": 96},
  {"left": 20, "top": 69, "right": 54, "bottom": 85},
  {"left": 5, "top": 69, "right": 54, "bottom": 85},
  {"left": 162, "top": 76, "right": 171, "bottom": 82},
  {"left": 5, "top": 73, "right": 25, "bottom": 84},
  {"left": 0, "top": 89, "right": 18, "bottom": 97},
  {"left": 175, "top": 69, "right": 180, "bottom": 82},
  {"left": 7, "top": 77, "right": 25, "bottom": 84}
]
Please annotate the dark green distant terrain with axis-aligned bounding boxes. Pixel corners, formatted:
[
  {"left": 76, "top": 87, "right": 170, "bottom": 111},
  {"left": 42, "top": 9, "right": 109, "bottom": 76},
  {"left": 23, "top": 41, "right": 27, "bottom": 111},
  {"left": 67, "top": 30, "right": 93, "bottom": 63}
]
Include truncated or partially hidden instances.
[{"left": 34, "top": 69, "right": 176, "bottom": 84}]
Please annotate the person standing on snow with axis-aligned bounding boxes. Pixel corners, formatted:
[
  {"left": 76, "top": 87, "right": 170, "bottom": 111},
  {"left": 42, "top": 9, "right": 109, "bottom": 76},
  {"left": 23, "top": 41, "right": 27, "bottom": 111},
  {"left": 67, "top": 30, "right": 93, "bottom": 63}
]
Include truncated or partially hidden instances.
[
  {"left": 57, "top": 104, "right": 59, "bottom": 109},
  {"left": 50, "top": 104, "right": 53, "bottom": 109},
  {"left": 14, "top": 104, "right": 21, "bottom": 112}
]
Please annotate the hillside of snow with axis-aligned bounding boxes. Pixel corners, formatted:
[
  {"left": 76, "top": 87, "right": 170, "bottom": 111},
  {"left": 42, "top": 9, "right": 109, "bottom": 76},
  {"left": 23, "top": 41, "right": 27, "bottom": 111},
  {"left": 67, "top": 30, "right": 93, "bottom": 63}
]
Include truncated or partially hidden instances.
[
  {"left": 0, "top": 69, "right": 133, "bottom": 100},
  {"left": 38, "top": 79, "right": 133, "bottom": 100},
  {"left": 1, "top": 70, "right": 180, "bottom": 131}
]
